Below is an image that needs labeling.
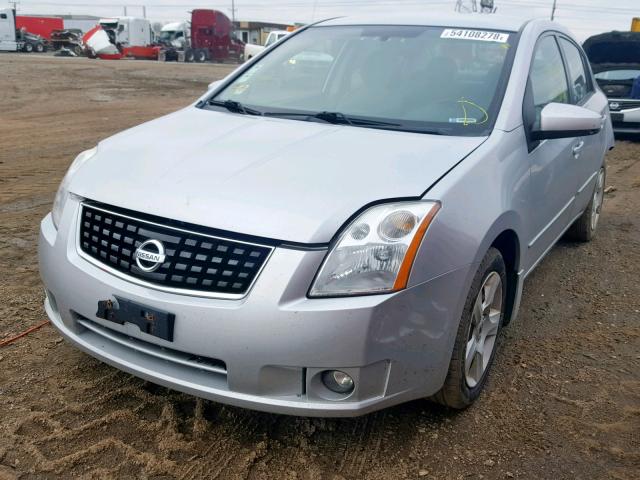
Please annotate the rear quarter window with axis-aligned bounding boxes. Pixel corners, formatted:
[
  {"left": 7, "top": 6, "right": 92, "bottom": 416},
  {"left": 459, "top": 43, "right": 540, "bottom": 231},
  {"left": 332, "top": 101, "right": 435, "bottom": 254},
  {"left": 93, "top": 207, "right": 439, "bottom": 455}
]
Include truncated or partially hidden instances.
[{"left": 559, "top": 38, "right": 593, "bottom": 104}]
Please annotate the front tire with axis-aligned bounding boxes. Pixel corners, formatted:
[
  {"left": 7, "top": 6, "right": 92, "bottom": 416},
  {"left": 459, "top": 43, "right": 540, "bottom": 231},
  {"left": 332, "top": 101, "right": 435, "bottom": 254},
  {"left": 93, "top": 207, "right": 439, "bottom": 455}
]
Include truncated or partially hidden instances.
[
  {"left": 565, "top": 164, "right": 606, "bottom": 242},
  {"left": 431, "top": 247, "right": 507, "bottom": 409}
]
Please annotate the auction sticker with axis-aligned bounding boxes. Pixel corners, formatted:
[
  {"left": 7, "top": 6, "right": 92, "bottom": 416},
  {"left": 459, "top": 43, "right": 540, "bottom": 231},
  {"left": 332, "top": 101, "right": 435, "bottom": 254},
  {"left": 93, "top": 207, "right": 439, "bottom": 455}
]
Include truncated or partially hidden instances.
[{"left": 441, "top": 29, "right": 509, "bottom": 43}]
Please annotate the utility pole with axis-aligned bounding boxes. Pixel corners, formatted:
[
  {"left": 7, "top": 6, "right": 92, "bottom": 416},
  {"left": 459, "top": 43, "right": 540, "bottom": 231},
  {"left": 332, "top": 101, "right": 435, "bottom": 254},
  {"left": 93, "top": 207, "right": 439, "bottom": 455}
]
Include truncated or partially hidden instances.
[
  {"left": 231, "top": 0, "right": 236, "bottom": 24},
  {"left": 124, "top": 5, "right": 127, "bottom": 16},
  {"left": 142, "top": 5, "right": 146, "bottom": 18},
  {"left": 551, "top": 0, "right": 557, "bottom": 20}
]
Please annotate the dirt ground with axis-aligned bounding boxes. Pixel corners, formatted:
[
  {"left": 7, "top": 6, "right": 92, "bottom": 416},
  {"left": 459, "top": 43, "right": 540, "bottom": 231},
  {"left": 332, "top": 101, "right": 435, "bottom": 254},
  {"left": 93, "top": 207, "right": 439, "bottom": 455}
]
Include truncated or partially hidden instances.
[{"left": 0, "top": 53, "right": 638, "bottom": 480}]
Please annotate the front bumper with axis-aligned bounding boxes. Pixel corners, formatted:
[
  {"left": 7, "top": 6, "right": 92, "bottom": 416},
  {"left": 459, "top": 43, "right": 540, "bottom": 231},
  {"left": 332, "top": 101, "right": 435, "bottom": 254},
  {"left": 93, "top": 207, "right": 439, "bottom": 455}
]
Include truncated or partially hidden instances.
[{"left": 39, "top": 199, "right": 471, "bottom": 416}]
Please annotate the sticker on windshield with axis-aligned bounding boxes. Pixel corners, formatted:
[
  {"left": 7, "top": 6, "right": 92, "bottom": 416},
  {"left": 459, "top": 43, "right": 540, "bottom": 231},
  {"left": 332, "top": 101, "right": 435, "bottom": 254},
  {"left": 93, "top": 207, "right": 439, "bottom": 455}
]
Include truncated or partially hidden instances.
[
  {"left": 449, "top": 98, "right": 489, "bottom": 126},
  {"left": 441, "top": 29, "right": 509, "bottom": 43}
]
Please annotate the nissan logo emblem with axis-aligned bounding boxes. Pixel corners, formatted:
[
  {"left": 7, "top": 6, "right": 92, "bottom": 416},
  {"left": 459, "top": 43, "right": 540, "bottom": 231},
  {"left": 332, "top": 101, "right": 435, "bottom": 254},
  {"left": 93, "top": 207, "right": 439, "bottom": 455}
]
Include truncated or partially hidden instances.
[{"left": 134, "top": 239, "right": 166, "bottom": 272}]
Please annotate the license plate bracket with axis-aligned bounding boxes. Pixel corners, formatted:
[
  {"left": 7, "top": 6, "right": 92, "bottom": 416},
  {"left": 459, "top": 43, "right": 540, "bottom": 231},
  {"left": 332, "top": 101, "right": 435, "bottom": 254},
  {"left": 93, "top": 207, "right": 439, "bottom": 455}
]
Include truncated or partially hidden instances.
[{"left": 96, "top": 296, "right": 175, "bottom": 342}]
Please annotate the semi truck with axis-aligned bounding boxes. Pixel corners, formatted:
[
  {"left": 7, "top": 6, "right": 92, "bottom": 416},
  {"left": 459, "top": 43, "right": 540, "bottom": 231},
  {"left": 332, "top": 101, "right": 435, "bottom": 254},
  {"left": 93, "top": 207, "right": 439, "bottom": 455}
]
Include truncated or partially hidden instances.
[
  {"left": 0, "top": 8, "right": 46, "bottom": 53},
  {"left": 84, "top": 16, "right": 158, "bottom": 60},
  {"left": 158, "top": 9, "right": 244, "bottom": 63}
]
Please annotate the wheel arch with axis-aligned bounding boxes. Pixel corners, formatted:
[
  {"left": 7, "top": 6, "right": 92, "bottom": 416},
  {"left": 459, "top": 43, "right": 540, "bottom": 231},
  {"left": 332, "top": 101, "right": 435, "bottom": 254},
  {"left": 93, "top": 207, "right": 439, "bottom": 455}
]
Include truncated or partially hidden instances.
[
  {"left": 489, "top": 229, "right": 520, "bottom": 326},
  {"left": 469, "top": 209, "right": 525, "bottom": 327}
]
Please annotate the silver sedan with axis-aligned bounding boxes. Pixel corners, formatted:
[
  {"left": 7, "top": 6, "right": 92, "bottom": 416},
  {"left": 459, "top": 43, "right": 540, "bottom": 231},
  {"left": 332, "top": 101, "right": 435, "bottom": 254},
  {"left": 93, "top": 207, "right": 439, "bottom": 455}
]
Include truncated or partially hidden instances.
[{"left": 39, "top": 13, "right": 614, "bottom": 416}]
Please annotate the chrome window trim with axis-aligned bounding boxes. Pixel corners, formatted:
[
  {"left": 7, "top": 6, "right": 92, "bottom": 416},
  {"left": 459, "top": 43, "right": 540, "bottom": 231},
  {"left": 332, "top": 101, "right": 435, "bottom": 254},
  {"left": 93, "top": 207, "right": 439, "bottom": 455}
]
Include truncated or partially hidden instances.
[{"left": 75, "top": 202, "right": 274, "bottom": 300}]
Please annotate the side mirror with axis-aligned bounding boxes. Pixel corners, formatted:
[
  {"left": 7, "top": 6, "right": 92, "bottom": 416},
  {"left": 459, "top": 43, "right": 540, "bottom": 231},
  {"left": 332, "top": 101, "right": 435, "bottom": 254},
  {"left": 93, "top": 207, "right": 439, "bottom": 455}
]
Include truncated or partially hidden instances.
[
  {"left": 208, "top": 80, "right": 222, "bottom": 91},
  {"left": 531, "top": 103, "right": 603, "bottom": 141}
]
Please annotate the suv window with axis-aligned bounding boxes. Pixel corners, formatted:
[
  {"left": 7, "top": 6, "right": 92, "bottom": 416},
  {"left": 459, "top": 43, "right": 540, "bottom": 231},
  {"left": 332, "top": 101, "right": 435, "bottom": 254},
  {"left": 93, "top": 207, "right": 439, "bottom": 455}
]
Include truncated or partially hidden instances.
[
  {"left": 530, "top": 36, "right": 570, "bottom": 110},
  {"left": 559, "top": 37, "right": 592, "bottom": 104}
]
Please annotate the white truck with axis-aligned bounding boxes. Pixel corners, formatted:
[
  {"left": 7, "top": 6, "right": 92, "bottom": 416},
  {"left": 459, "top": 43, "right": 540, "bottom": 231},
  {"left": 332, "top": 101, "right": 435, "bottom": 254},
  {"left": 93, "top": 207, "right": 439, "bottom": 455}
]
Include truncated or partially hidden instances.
[
  {"left": 0, "top": 8, "right": 47, "bottom": 52},
  {"left": 0, "top": 8, "right": 17, "bottom": 51},
  {"left": 159, "top": 21, "right": 188, "bottom": 50},
  {"left": 98, "top": 17, "right": 153, "bottom": 49},
  {"left": 244, "top": 30, "right": 289, "bottom": 60}
]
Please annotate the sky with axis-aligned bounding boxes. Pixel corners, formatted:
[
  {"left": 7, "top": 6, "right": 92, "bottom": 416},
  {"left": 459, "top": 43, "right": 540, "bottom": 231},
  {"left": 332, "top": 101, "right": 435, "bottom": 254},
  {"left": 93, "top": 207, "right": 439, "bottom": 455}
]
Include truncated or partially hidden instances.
[{"left": 3, "top": 0, "right": 639, "bottom": 41}]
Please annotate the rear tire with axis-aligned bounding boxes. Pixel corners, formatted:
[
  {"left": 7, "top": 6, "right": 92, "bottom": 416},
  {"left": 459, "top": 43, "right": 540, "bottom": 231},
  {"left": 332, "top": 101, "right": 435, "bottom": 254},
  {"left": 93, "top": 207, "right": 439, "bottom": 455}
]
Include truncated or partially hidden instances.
[
  {"left": 431, "top": 247, "right": 507, "bottom": 409},
  {"left": 24, "top": 43, "right": 34, "bottom": 53},
  {"left": 565, "top": 164, "right": 606, "bottom": 242},
  {"left": 35, "top": 43, "right": 45, "bottom": 53},
  {"left": 185, "top": 49, "right": 195, "bottom": 63},
  {"left": 195, "top": 49, "right": 207, "bottom": 63}
]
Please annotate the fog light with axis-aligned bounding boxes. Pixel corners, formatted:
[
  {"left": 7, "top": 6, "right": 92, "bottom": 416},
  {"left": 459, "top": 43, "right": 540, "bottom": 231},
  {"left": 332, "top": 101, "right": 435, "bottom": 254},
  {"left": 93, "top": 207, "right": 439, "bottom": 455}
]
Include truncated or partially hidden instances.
[{"left": 321, "top": 370, "right": 354, "bottom": 394}]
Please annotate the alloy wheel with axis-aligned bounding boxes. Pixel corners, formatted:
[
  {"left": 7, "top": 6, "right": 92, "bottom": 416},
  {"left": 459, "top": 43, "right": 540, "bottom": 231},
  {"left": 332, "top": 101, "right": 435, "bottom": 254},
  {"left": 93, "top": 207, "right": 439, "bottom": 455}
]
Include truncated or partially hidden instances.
[{"left": 465, "top": 271, "right": 502, "bottom": 388}]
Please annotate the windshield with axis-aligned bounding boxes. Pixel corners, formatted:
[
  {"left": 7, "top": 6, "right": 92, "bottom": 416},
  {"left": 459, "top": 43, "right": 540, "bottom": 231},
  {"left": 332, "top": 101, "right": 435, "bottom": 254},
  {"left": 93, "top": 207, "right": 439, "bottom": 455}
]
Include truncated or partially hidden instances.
[
  {"left": 594, "top": 69, "right": 640, "bottom": 81},
  {"left": 160, "top": 30, "right": 182, "bottom": 41},
  {"left": 210, "top": 25, "right": 516, "bottom": 135}
]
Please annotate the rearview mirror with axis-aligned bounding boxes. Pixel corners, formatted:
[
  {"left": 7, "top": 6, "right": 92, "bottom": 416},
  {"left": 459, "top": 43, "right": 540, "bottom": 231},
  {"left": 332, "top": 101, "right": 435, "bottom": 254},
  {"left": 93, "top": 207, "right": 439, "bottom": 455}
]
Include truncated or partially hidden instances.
[{"left": 531, "top": 103, "right": 603, "bottom": 141}]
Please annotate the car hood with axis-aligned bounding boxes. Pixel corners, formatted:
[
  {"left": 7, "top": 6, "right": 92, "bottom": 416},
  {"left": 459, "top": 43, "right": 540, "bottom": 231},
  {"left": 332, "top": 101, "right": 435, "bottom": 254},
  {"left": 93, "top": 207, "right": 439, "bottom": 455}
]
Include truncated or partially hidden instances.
[
  {"left": 583, "top": 31, "right": 640, "bottom": 71},
  {"left": 71, "top": 107, "right": 485, "bottom": 244}
]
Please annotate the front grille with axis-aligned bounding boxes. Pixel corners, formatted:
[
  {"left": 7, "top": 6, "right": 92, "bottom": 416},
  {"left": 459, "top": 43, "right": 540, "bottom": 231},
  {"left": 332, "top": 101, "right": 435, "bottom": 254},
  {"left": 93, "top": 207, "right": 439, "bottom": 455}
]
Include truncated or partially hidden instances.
[
  {"left": 609, "top": 100, "right": 640, "bottom": 111},
  {"left": 78, "top": 203, "right": 272, "bottom": 298}
]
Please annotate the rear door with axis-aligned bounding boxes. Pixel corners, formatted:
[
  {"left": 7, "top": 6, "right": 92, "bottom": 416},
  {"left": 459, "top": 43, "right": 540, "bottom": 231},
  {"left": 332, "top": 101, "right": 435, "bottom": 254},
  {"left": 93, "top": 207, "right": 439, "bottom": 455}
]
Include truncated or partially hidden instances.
[
  {"left": 557, "top": 36, "right": 608, "bottom": 215},
  {"left": 523, "top": 34, "right": 580, "bottom": 269}
]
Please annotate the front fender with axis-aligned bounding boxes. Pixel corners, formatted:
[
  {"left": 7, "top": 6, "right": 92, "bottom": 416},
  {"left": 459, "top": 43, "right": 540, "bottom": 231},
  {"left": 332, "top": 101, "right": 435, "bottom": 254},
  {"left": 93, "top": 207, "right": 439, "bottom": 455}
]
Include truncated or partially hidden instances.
[{"left": 410, "top": 128, "right": 529, "bottom": 288}]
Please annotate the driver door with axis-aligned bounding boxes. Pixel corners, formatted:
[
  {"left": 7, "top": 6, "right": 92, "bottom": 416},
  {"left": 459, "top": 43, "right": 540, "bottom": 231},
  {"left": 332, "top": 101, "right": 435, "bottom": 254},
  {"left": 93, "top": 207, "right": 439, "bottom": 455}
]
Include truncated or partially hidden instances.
[{"left": 523, "top": 34, "right": 581, "bottom": 270}]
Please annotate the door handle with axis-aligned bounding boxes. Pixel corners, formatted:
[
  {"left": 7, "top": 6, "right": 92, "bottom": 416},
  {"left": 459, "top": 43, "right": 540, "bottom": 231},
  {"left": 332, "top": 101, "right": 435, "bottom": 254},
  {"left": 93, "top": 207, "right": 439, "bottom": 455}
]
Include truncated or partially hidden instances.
[{"left": 572, "top": 140, "right": 585, "bottom": 158}]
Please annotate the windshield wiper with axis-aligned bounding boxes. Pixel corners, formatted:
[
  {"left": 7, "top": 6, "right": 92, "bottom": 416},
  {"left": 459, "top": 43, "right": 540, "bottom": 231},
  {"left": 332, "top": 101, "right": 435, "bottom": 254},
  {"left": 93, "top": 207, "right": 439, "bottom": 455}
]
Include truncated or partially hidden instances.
[
  {"left": 203, "top": 105, "right": 445, "bottom": 134},
  {"left": 264, "top": 110, "right": 401, "bottom": 127},
  {"left": 207, "top": 99, "right": 263, "bottom": 116}
]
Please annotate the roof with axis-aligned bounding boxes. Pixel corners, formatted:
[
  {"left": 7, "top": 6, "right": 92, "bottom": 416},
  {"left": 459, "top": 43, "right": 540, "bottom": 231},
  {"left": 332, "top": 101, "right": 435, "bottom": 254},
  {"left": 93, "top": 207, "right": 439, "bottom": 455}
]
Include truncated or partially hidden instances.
[
  {"left": 161, "top": 21, "right": 186, "bottom": 32},
  {"left": 317, "top": 13, "right": 534, "bottom": 32}
]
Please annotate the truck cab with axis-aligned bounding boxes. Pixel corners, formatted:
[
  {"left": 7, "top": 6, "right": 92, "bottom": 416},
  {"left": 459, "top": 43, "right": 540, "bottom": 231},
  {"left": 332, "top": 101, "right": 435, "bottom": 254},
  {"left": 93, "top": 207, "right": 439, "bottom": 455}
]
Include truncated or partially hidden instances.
[
  {"left": 191, "top": 9, "right": 243, "bottom": 62},
  {"left": 0, "top": 8, "right": 18, "bottom": 52},
  {"left": 158, "top": 10, "right": 243, "bottom": 63},
  {"left": 159, "top": 21, "right": 188, "bottom": 50},
  {"left": 99, "top": 17, "right": 152, "bottom": 48}
]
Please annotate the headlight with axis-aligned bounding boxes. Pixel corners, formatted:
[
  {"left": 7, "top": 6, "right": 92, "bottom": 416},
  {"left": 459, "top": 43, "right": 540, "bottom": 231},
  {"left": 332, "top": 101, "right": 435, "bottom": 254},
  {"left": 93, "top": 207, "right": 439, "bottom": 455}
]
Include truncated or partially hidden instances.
[
  {"left": 309, "top": 201, "right": 440, "bottom": 297},
  {"left": 52, "top": 147, "right": 97, "bottom": 229}
]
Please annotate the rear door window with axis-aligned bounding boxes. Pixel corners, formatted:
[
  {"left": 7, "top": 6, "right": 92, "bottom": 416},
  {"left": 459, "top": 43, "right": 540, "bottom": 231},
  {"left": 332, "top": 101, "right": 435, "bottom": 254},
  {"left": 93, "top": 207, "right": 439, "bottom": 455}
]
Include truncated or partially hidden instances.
[{"left": 559, "top": 38, "right": 592, "bottom": 104}]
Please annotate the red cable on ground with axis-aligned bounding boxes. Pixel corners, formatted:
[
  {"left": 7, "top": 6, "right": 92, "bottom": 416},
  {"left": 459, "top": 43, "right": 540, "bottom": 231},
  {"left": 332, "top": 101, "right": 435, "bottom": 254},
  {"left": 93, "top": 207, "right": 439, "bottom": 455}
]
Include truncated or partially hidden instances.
[{"left": 0, "top": 320, "right": 50, "bottom": 348}]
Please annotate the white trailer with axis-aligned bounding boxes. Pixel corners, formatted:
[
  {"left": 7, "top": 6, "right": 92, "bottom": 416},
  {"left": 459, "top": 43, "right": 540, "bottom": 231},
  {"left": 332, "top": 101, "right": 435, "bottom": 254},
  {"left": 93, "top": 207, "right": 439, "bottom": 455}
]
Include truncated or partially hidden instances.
[{"left": 0, "top": 8, "right": 18, "bottom": 51}]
